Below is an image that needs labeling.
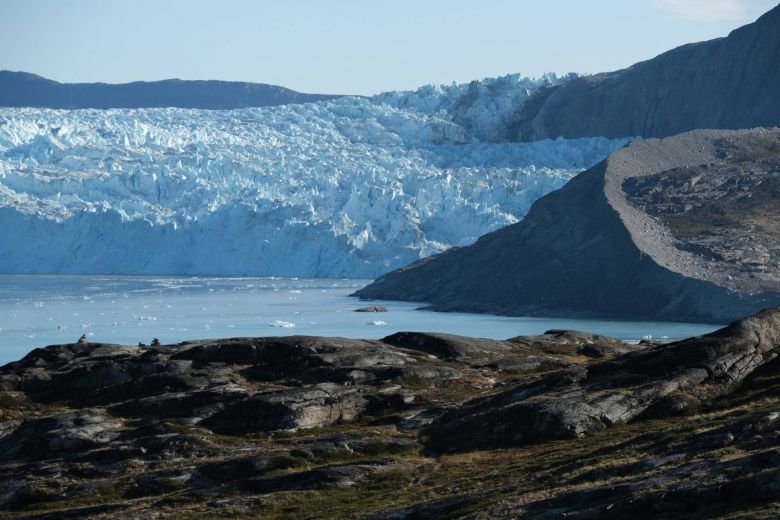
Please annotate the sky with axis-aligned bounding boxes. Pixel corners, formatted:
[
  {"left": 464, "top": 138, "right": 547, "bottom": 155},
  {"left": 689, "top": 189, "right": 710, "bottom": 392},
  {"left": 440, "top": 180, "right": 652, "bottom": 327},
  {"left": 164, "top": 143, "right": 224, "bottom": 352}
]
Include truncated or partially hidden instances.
[{"left": 0, "top": 0, "right": 776, "bottom": 96}]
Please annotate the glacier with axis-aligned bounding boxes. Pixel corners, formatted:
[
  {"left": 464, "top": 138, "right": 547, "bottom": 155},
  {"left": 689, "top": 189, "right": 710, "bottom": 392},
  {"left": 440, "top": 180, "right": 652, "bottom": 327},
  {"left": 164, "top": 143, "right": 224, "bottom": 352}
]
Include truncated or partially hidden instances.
[
  {"left": 0, "top": 76, "right": 629, "bottom": 278},
  {"left": 373, "top": 73, "right": 574, "bottom": 142}
]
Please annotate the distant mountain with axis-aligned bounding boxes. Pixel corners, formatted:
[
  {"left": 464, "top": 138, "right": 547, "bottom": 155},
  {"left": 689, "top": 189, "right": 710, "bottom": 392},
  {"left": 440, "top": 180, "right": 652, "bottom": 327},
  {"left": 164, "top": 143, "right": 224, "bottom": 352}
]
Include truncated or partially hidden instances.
[
  {"left": 0, "top": 71, "right": 343, "bottom": 109},
  {"left": 355, "top": 128, "right": 780, "bottom": 323},
  {"left": 515, "top": 4, "right": 780, "bottom": 141}
]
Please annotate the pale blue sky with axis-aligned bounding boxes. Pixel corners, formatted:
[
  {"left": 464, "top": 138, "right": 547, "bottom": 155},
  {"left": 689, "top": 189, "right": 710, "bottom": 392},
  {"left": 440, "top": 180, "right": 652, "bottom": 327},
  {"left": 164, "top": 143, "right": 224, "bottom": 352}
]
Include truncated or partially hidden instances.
[{"left": 0, "top": 0, "right": 776, "bottom": 95}]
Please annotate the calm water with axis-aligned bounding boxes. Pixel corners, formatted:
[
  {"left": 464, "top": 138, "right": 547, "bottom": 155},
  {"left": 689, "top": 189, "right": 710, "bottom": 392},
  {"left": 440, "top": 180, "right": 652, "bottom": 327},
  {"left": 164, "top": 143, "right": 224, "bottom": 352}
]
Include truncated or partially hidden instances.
[{"left": 0, "top": 275, "right": 720, "bottom": 365}]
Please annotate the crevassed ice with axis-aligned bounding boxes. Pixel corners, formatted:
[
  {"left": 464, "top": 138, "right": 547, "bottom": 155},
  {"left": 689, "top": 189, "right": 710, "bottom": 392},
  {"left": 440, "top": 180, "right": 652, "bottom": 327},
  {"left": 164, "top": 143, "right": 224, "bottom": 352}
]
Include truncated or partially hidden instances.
[
  {"left": 372, "top": 72, "right": 573, "bottom": 142},
  {"left": 0, "top": 78, "right": 628, "bottom": 278}
]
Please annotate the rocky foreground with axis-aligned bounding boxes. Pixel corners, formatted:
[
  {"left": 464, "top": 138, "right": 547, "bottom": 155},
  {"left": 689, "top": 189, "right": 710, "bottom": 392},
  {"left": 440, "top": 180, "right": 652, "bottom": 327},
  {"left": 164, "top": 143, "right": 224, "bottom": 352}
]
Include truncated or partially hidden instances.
[
  {"left": 356, "top": 128, "right": 780, "bottom": 322},
  {"left": 1, "top": 309, "right": 780, "bottom": 517}
]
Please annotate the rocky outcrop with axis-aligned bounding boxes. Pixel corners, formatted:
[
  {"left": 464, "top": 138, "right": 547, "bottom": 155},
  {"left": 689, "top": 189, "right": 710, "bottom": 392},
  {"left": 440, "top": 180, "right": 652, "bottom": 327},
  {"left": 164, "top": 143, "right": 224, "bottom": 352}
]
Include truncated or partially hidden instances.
[
  {"left": 2, "top": 308, "right": 780, "bottom": 517},
  {"left": 424, "top": 307, "right": 780, "bottom": 452},
  {"left": 515, "top": 5, "right": 780, "bottom": 141},
  {"left": 382, "top": 332, "right": 516, "bottom": 362},
  {"left": 0, "top": 70, "right": 342, "bottom": 109},
  {"left": 356, "top": 128, "right": 780, "bottom": 322},
  {"left": 354, "top": 306, "right": 388, "bottom": 313},
  {"left": 508, "top": 329, "right": 638, "bottom": 358},
  {"left": 203, "top": 383, "right": 369, "bottom": 434}
]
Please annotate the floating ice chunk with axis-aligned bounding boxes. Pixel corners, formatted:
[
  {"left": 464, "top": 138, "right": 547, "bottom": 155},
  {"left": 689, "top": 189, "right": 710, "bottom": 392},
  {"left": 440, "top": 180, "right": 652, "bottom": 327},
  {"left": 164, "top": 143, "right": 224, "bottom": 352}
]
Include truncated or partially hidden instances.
[
  {"left": 368, "top": 320, "right": 387, "bottom": 326},
  {"left": 269, "top": 320, "right": 296, "bottom": 328}
]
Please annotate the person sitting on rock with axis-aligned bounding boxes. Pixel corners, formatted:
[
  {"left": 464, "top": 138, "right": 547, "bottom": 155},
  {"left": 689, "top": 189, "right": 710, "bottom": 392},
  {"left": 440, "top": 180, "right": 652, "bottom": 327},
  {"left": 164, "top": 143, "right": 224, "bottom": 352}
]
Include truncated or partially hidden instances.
[
  {"left": 77, "top": 334, "right": 89, "bottom": 345},
  {"left": 151, "top": 338, "right": 161, "bottom": 346}
]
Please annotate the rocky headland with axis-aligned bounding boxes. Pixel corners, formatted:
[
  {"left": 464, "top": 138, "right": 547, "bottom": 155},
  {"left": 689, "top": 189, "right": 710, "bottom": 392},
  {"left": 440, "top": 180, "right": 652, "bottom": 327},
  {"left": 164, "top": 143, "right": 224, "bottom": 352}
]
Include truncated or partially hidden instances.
[
  {"left": 2, "top": 307, "right": 780, "bottom": 517},
  {"left": 356, "top": 128, "right": 780, "bottom": 323}
]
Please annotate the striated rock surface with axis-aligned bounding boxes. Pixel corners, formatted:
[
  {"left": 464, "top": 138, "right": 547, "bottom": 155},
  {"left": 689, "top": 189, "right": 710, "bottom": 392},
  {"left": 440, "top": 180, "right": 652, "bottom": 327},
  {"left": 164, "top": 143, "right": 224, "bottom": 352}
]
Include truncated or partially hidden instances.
[
  {"left": 515, "top": 5, "right": 780, "bottom": 141},
  {"left": 356, "top": 128, "right": 780, "bottom": 322},
  {"left": 1, "top": 308, "right": 780, "bottom": 516},
  {"left": 424, "top": 307, "right": 780, "bottom": 452}
]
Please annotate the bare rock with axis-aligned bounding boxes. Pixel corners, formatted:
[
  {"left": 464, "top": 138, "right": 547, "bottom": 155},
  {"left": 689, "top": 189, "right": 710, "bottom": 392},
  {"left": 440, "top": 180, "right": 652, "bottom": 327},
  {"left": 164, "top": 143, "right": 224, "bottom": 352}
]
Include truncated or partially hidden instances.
[
  {"left": 0, "top": 409, "right": 122, "bottom": 462},
  {"left": 354, "top": 306, "right": 388, "bottom": 313},
  {"left": 203, "top": 383, "right": 369, "bottom": 434},
  {"left": 424, "top": 308, "right": 780, "bottom": 452}
]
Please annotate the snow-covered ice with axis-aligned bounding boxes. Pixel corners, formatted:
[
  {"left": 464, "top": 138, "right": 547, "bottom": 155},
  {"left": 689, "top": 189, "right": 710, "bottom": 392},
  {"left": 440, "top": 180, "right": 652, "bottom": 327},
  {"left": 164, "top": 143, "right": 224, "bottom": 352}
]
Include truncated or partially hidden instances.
[
  {"left": 0, "top": 75, "right": 629, "bottom": 277},
  {"left": 269, "top": 320, "right": 296, "bottom": 329}
]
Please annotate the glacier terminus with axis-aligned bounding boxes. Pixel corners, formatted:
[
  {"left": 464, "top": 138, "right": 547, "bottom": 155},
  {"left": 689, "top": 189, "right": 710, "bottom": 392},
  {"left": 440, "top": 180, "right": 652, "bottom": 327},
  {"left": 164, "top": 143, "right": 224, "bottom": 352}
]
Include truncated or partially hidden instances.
[{"left": 0, "top": 75, "right": 629, "bottom": 277}]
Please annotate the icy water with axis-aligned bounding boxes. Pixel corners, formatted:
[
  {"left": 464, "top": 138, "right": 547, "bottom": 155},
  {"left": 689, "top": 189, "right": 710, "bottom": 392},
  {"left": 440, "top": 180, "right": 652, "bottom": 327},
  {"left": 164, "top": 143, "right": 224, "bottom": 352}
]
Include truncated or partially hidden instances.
[{"left": 0, "top": 275, "right": 720, "bottom": 365}]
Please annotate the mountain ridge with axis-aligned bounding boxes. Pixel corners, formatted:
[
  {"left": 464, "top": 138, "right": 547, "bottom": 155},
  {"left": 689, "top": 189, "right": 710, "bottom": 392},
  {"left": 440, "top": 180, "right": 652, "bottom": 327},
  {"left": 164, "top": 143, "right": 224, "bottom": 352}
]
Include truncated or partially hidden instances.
[
  {"left": 0, "top": 70, "right": 344, "bottom": 109},
  {"left": 515, "top": 4, "right": 780, "bottom": 140}
]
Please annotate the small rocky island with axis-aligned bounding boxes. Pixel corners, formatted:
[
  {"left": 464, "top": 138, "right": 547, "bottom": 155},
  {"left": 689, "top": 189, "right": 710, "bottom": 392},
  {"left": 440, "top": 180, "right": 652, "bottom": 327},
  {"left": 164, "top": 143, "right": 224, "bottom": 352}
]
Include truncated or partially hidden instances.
[{"left": 2, "top": 308, "right": 780, "bottom": 517}]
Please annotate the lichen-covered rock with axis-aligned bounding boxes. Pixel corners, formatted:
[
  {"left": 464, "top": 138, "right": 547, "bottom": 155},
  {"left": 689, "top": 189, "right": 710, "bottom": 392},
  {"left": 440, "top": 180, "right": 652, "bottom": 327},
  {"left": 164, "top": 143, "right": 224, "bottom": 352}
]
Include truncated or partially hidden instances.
[
  {"left": 424, "top": 308, "right": 780, "bottom": 452},
  {"left": 203, "top": 383, "right": 369, "bottom": 434}
]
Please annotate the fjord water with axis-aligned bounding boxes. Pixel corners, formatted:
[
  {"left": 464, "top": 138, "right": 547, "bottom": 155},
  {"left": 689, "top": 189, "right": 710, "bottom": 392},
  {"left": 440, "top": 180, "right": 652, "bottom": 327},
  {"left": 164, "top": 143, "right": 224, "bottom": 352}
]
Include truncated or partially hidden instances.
[{"left": 0, "top": 275, "right": 719, "bottom": 365}]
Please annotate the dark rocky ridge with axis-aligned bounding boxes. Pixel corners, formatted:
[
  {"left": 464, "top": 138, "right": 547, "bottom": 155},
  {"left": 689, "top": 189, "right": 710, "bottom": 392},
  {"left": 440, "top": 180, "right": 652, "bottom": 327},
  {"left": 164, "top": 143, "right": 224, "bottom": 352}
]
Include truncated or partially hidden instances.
[
  {"left": 515, "top": 4, "right": 780, "bottom": 141},
  {"left": 0, "top": 71, "right": 343, "bottom": 109},
  {"left": 356, "top": 128, "right": 780, "bottom": 323},
  {"left": 1, "top": 309, "right": 780, "bottom": 516}
]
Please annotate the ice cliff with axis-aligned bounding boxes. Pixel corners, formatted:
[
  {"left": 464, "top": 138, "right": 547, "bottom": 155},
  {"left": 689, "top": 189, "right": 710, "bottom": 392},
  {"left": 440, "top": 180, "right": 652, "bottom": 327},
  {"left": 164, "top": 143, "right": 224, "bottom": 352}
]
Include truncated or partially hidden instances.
[{"left": 0, "top": 78, "right": 627, "bottom": 277}]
